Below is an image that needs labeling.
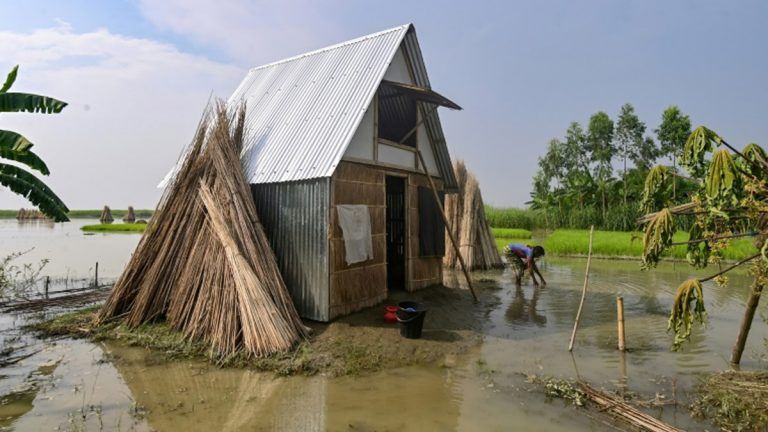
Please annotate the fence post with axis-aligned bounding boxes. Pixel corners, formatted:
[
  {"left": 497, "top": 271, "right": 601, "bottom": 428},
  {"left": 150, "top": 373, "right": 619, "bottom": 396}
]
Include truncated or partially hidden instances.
[
  {"left": 44, "top": 276, "right": 50, "bottom": 298},
  {"left": 95, "top": 262, "right": 99, "bottom": 287},
  {"left": 617, "top": 296, "right": 626, "bottom": 351}
]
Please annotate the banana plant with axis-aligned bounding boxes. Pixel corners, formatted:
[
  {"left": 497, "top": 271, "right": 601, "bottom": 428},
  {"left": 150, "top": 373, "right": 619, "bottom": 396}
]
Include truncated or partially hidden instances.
[{"left": 0, "top": 65, "right": 69, "bottom": 221}]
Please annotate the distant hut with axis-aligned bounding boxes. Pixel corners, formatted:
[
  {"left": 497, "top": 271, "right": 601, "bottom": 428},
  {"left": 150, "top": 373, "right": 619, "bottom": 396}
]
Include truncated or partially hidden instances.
[
  {"left": 123, "top": 206, "right": 136, "bottom": 223},
  {"left": 443, "top": 161, "right": 504, "bottom": 271},
  {"left": 156, "top": 24, "right": 462, "bottom": 322},
  {"left": 99, "top": 205, "right": 113, "bottom": 223}
]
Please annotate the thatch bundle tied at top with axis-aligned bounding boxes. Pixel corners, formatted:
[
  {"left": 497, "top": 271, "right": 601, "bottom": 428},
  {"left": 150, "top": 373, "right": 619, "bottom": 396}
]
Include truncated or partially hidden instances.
[
  {"left": 16, "top": 208, "right": 50, "bottom": 220},
  {"left": 100, "top": 205, "right": 113, "bottom": 223},
  {"left": 98, "top": 102, "right": 308, "bottom": 357},
  {"left": 123, "top": 206, "right": 136, "bottom": 223},
  {"left": 443, "top": 160, "right": 504, "bottom": 271}
]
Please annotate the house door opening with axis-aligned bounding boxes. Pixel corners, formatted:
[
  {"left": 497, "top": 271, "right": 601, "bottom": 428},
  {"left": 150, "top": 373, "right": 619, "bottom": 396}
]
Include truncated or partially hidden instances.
[{"left": 386, "top": 176, "right": 406, "bottom": 291}]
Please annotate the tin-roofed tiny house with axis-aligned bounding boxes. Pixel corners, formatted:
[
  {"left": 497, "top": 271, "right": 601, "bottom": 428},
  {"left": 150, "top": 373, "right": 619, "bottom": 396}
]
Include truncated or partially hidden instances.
[{"left": 229, "top": 24, "right": 461, "bottom": 321}]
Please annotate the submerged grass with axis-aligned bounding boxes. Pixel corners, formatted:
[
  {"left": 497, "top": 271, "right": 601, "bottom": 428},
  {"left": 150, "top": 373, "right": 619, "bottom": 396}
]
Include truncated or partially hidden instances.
[
  {"left": 80, "top": 223, "right": 146, "bottom": 233},
  {"left": 692, "top": 371, "right": 768, "bottom": 432}
]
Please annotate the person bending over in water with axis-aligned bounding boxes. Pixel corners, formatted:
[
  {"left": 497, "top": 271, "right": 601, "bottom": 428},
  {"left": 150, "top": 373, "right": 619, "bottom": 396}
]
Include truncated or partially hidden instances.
[{"left": 505, "top": 243, "right": 546, "bottom": 286}]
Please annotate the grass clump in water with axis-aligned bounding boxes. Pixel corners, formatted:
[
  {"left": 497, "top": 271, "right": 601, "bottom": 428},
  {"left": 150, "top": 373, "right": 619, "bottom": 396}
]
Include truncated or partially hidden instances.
[
  {"left": 692, "top": 371, "right": 768, "bottom": 432},
  {"left": 81, "top": 223, "right": 146, "bottom": 233}
]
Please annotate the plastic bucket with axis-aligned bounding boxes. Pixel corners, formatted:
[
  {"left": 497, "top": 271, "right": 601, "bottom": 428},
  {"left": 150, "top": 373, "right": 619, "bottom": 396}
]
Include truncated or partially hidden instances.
[{"left": 396, "top": 301, "right": 427, "bottom": 339}]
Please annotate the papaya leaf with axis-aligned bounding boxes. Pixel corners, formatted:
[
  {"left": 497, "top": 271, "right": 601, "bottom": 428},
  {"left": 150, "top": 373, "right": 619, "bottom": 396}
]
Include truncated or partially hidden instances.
[
  {"left": 706, "top": 149, "right": 741, "bottom": 207},
  {"left": 0, "top": 129, "right": 33, "bottom": 152},
  {"left": 668, "top": 278, "right": 706, "bottom": 350},
  {"left": 0, "top": 163, "right": 68, "bottom": 221},
  {"left": 681, "top": 126, "right": 720, "bottom": 177},
  {"left": 741, "top": 143, "right": 768, "bottom": 178},
  {"left": 640, "top": 165, "right": 667, "bottom": 213},
  {"left": 642, "top": 208, "right": 675, "bottom": 269},
  {"left": 0, "top": 147, "right": 50, "bottom": 175},
  {"left": 0, "top": 65, "right": 18, "bottom": 94},
  {"left": 0, "top": 92, "right": 67, "bottom": 114}
]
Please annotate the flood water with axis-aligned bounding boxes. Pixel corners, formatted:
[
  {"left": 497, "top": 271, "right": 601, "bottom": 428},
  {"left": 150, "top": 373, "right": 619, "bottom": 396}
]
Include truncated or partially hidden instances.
[{"left": 1, "top": 219, "right": 767, "bottom": 431}]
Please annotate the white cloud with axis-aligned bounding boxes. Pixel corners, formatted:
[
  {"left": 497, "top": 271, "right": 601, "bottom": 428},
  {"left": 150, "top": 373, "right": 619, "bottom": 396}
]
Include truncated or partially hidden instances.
[
  {"left": 0, "top": 23, "right": 244, "bottom": 210},
  {"left": 137, "top": 0, "right": 345, "bottom": 66}
]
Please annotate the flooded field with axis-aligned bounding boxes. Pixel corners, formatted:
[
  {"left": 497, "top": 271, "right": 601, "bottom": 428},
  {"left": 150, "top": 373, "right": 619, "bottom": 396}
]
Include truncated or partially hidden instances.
[{"left": 1, "top": 220, "right": 767, "bottom": 430}]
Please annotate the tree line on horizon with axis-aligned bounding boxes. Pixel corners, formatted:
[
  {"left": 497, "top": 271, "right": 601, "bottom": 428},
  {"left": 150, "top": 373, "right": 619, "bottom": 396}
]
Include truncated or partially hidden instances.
[{"left": 527, "top": 103, "right": 694, "bottom": 231}]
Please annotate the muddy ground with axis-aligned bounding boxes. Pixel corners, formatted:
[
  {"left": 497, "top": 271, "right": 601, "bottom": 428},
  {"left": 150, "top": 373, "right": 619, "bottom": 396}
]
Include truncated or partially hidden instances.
[{"left": 32, "top": 282, "right": 500, "bottom": 377}]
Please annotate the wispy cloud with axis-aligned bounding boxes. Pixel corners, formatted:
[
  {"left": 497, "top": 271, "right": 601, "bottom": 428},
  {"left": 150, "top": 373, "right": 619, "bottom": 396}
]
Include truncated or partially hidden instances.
[
  {"left": 0, "top": 22, "right": 244, "bottom": 209},
  {"left": 137, "top": 0, "right": 345, "bottom": 66}
]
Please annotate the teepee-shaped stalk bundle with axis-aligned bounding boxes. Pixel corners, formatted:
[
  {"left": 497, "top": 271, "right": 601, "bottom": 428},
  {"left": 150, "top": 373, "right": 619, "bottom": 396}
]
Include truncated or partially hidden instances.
[
  {"left": 122, "top": 206, "right": 136, "bottom": 223},
  {"left": 443, "top": 160, "right": 504, "bottom": 271},
  {"left": 100, "top": 205, "right": 113, "bottom": 223},
  {"left": 98, "top": 102, "right": 307, "bottom": 357}
]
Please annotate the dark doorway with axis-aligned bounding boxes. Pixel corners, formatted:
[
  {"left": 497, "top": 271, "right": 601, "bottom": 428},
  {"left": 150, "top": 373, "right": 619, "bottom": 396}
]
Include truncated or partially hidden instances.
[{"left": 386, "top": 176, "right": 406, "bottom": 291}]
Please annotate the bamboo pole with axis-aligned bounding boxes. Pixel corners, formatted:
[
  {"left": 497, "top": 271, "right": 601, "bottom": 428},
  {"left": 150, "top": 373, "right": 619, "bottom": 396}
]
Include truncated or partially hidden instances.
[
  {"left": 730, "top": 283, "right": 763, "bottom": 365},
  {"left": 568, "top": 226, "right": 594, "bottom": 351},
  {"left": 617, "top": 296, "right": 626, "bottom": 351},
  {"left": 416, "top": 149, "right": 477, "bottom": 302}
]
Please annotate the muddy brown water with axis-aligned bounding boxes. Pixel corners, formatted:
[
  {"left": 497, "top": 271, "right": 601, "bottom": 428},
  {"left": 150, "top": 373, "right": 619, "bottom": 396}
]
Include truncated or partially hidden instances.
[{"left": 1, "top": 220, "right": 767, "bottom": 430}]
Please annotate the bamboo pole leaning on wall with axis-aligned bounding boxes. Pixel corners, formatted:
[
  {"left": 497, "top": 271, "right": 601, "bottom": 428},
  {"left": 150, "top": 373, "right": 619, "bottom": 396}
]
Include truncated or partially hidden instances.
[{"left": 416, "top": 149, "right": 477, "bottom": 302}]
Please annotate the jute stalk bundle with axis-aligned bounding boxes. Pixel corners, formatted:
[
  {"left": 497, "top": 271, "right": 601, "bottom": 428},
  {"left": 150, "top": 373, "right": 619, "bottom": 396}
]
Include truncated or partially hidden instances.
[
  {"left": 443, "top": 160, "right": 504, "bottom": 271},
  {"left": 97, "top": 102, "right": 307, "bottom": 357},
  {"left": 123, "top": 206, "right": 136, "bottom": 223},
  {"left": 99, "top": 206, "right": 113, "bottom": 223}
]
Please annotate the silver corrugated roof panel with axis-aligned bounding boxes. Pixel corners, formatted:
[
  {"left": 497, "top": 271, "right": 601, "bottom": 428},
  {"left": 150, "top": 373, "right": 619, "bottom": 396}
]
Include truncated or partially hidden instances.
[{"left": 226, "top": 23, "right": 457, "bottom": 190}]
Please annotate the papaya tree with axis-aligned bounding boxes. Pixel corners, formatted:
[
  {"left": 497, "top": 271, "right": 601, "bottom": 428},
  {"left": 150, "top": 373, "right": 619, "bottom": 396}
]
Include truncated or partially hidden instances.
[
  {"left": 0, "top": 65, "right": 69, "bottom": 221},
  {"left": 639, "top": 126, "right": 768, "bottom": 364}
]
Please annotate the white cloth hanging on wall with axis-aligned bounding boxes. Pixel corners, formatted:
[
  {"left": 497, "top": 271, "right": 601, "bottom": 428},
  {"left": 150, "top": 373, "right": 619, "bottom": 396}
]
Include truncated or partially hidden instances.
[{"left": 337, "top": 205, "right": 374, "bottom": 265}]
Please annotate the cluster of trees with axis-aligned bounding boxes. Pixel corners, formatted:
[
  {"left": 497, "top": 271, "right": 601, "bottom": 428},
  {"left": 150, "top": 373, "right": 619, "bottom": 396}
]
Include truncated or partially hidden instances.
[{"left": 529, "top": 103, "right": 693, "bottom": 230}]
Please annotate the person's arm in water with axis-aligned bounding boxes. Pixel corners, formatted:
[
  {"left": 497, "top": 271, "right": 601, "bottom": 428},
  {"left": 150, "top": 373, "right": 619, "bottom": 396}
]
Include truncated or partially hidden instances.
[
  {"left": 531, "top": 259, "right": 546, "bottom": 286},
  {"left": 525, "top": 248, "right": 540, "bottom": 285}
]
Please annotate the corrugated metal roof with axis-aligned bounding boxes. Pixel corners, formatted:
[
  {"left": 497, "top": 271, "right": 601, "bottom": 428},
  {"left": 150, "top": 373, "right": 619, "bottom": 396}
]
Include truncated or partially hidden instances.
[{"left": 226, "top": 23, "right": 458, "bottom": 190}]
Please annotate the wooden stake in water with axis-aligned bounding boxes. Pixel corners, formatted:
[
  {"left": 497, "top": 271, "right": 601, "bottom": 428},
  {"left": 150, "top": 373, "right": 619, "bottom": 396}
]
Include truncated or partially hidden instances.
[
  {"left": 94, "top": 262, "right": 99, "bottom": 287},
  {"left": 44, "top": 276, "right": 50, "bottom": 299},
  {"left": 617, "top": 296, "right": 626, "bottom": 351},
  {"left": 568, "top": 226, "right": 594, "bottom": 352}
]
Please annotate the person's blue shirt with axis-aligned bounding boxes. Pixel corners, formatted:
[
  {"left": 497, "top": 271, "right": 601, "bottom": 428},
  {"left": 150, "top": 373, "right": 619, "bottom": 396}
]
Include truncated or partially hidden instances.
[{"left": 507, "top": 243, "right": 533, "bottom": 260}]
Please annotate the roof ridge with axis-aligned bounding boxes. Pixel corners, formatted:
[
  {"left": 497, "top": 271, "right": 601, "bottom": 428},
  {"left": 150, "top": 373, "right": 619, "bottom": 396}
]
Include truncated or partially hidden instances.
[{"left": 250, "top": 23, "right": 411, "bottom": 72}]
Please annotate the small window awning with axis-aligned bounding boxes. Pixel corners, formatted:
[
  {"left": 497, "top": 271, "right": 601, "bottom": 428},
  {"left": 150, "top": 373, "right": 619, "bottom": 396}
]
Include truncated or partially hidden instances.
[{"left": 379, "top": 80, "right": 462, "bottom": 110}]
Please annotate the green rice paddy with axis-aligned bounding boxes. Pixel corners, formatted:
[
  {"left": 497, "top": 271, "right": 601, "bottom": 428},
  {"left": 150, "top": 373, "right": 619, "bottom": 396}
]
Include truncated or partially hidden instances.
[
  {"left": 81, "top": 223, "right": 147, "bottom": 233},
  {"left": 492, "top": 227, "right": 756, "bottom": 261}
]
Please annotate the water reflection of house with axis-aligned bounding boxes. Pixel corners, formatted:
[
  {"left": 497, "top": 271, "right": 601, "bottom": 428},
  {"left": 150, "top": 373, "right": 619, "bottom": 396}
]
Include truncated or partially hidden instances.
[{"left": 220, "top": 24, "right": 461, "bottom": 321}]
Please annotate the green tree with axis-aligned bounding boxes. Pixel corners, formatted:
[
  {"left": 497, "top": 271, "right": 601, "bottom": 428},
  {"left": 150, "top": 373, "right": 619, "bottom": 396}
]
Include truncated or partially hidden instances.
[
  {"left": 586, "top": 111, "right": 615, "bottom": 221},
  {"left": 616, "top": 103, "right": 657, "bottom": 204},
  {"left": 640, "top": 126, "right": 768, "bottom": 364},
  {"left": 655, "top": 106, "right": 691, "bottom": 201},
  {"left": 0, "top": 65, "right": 69, "bottom": 221}
]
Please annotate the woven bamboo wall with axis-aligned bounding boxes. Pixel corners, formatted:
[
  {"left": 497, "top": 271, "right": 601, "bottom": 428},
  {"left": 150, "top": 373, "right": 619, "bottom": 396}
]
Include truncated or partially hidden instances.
[
  {"left": 329, "top": 161, "right": 444, "bottom": 319},
  {"left": 329, "top": 162, "right": 387, "bottom": 319}
]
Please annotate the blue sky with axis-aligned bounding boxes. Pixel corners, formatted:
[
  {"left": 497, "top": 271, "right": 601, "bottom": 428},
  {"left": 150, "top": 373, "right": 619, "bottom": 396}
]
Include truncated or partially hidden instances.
[{"left": 1, "top": 1, "right": 767, "bottom": 209}]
